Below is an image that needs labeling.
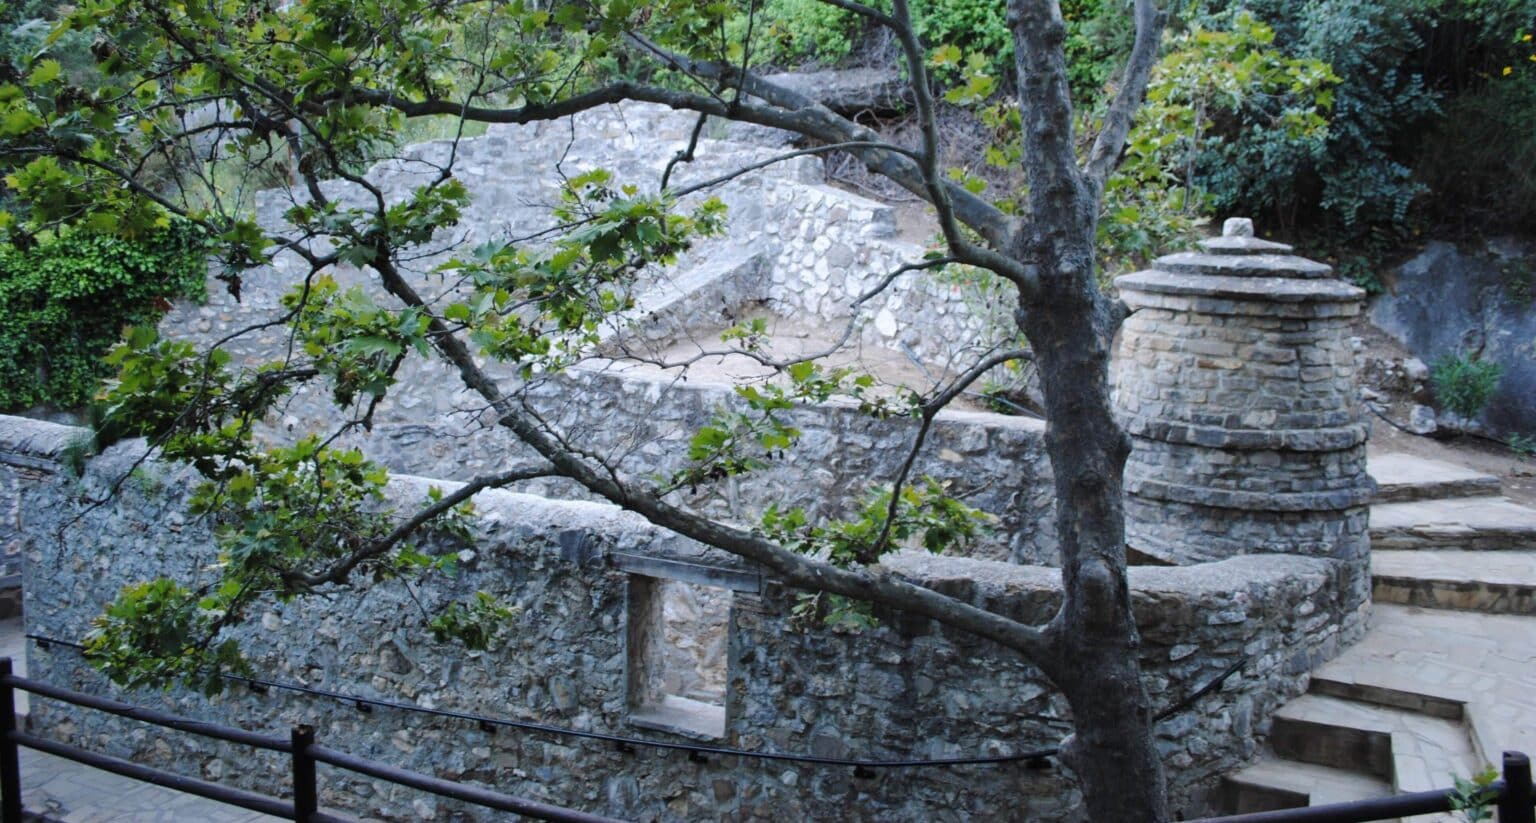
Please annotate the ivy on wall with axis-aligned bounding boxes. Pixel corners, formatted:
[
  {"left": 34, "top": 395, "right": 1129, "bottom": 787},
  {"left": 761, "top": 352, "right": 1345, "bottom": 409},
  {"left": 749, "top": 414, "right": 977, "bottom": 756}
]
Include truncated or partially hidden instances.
[{"left": 0, "top": 223, "right": 206, "bottom": 411}]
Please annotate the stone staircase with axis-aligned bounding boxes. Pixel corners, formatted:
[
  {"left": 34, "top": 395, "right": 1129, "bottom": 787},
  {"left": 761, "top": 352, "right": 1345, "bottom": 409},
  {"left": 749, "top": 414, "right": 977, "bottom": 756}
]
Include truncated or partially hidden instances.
[{"left": 1220, "top": 452, "right": 1536, "bottom": 818}]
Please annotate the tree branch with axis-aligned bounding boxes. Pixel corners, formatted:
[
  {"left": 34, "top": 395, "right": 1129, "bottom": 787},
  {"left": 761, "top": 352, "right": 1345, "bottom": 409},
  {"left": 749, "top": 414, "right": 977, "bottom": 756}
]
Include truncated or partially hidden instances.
[
  {"left": 1083, "top": 0, "right": 1168, "bottom": 190},
  {"left": 289, "top": 465, "right": 557, "bottom": 588},
  {"left": 361, "top": 255, "right": 1054, "bottom": 663}
]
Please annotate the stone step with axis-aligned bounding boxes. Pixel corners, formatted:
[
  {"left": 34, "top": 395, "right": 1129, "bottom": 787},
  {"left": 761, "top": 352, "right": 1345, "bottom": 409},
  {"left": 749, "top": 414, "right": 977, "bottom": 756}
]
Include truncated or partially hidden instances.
[
  {"left": 1309, "top": 673, "right": 1464, "bottom": 722},
  {"left": 1270, "top": 694, "right": 1395, "bottom": 777},
  {"left": 1308, "top": 604, "right": 1536, "bottom": 769},
  {"left": 1270, "top": 694, "right": 1481, "bottom": 798},
  {"left": 1221, "top": 756, "right": 1393, "bottom": 816},
  {"left": 1370, "top": 496, "right": 1536, "bottom": 551},
  {"left": 1368, "top": 453, "right": 1503, "bottom": 504},
  {"left": 1372, "top": 550, "right": 1536, "bottom": 615}
]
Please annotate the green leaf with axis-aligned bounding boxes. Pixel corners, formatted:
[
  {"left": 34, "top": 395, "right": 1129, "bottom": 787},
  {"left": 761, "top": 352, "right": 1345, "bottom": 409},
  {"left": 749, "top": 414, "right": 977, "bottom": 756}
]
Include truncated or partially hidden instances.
[{"left": 26, "top": 59, "right": 62, "bottom": 87}]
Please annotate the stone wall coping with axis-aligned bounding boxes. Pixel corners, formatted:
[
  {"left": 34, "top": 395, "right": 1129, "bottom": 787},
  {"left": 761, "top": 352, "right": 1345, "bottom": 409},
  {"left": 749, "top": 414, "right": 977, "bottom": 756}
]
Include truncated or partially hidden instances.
[
  {"left": 1155, "top": 250, "right": 1334, "bottom": 279},
  {"left": 1198, "top": 235, "right": 1293, "bottom": 255},
  {"left": 1122, "top": 415, "right": 1369, "bottom": 451},
  {"left": 1125, "top": 475, "right": 1375, "bottom": 512},
  {"left": 561, "top": 362, "right": 1051, "bottom": 434},
  {"left": 884, "top": 550, "right": 1333, "bottom": 602},
  {"left": 1116, "top": 270, "right": 1366, "bottom": 303},
  {"left": 0, "top": 415, "right": 85, "bottom": 464}
]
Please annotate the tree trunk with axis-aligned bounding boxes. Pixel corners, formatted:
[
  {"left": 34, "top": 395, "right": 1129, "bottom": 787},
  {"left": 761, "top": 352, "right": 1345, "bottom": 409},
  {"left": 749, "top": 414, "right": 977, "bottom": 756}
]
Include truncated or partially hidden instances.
[
  {"left": 1017, "top": 260, "right": 1169, "bottom": 822},
  {"left": 1003, "top": 0, "right": 1172, "bottom": 815}
]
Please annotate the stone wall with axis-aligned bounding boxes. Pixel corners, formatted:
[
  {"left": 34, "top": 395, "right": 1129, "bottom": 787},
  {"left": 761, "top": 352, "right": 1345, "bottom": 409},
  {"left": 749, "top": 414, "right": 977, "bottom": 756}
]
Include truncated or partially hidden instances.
[
  {"left": 0, "top": 418, "right": 79, "bottom": 617},
  {"left": 5, "top": 415, "right": 1356, "bottom": 821},
  {"left": 347, "top": 364, "right": 1059, "bottom": 565},
  {"left": 161, "top": 101, "right": 1054, "bottom": 563},
  {"left": 1113, "top": 224, "right": 1372, "bottom": 631}
]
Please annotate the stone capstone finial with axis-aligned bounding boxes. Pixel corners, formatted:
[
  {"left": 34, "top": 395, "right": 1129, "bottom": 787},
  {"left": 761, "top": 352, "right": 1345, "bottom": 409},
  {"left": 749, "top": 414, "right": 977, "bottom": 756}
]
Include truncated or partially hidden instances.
[{"left": 1222, "top": 217, "right": 1255, "bottom": 238}]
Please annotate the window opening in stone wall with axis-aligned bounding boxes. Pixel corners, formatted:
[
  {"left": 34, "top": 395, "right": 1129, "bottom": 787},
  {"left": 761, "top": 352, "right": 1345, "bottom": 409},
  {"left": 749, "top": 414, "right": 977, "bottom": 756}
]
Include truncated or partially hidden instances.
[{"left": 626, "top": 575, "right": 731, "bottom": 740}]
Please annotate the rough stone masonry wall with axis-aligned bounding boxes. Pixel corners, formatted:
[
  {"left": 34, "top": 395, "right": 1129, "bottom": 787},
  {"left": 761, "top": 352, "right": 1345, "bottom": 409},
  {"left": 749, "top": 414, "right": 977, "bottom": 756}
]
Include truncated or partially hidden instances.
[
  {"left": 1116, "top": 301, "right": 1369, "bottom": 565},
  {"left": 4, "top": 415, "right": 1354, "bottom": 821},
  {"left": 1112, "top": 227, "right": 1372, "bottom": 634},
  {"left": 357, "top": 365, "right": 1059, "bottom": 565},
  {"left": 161, "top": 101, "right": 1054, "bottom": 563}
]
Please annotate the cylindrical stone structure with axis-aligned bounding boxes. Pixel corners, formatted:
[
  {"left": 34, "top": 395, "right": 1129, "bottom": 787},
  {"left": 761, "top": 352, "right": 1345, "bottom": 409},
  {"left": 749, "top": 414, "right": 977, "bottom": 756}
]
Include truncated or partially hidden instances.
[{"left": 1112, "top": 218, "right": 1372, "bottom": 613}]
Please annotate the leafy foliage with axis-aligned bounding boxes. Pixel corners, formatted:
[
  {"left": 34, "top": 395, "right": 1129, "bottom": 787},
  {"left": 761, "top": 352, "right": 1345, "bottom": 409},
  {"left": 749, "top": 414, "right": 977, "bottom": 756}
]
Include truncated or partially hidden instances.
[
  {"left": 0, "top": 223, "right": 206, "bottom": 411},
  {"left": 761, "top": 477, "right": 989, "bottom": 566},
  {"left": 1448, "top": 765, "right": 1499, "bottom": 822},
  {"left": 1431, "top": 354, "right": 1504, "bottom": 419},
  {"left": 1415, "top": 46, "right": 1536, "bottom": 233},
  {"left": 428, "top": 591, "right": 522, "bottom": 650},
  {"left": 84, "top": 577, "right": 248, "bottom": 696},
  {"left": 729, "top": 0, "right": 870, "bottom": 66},
  {"left": 968, "top": 12, "right": 1334, "bottom": 273},
  {"left": 1103, "top": 11, "right": 1335, "bottom": 271},
  {"left": 1192, "top": 0, "right": 1536, "bottom": 283}
]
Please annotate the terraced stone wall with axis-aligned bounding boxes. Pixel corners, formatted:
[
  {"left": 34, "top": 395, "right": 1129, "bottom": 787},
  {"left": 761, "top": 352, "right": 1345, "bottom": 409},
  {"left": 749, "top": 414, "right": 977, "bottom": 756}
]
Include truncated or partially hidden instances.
[{"left": 3, "top": 415, "right": 1357, "bottom": 821}]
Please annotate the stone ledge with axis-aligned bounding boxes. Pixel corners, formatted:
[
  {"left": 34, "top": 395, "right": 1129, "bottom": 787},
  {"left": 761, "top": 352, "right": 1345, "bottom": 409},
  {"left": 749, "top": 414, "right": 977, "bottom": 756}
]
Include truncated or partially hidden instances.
[
  {"left": 1124, "top": 476, "right": 1374, "bottom": 512},
  {"left": 1119, "top": 290, "right": 1364, "bottom": 319},
  {"left": 1117, "top": 271, "right": 1365, "bottom": 304},
  {"left": 0, "top": 416, "right": 85, "bottom": 464},
  {"left": 1157, "top": 250, "right": 1334, "bottom": 279},
  {"left": 1122, "top": 415, "right": 1368, "bottom": 451}
]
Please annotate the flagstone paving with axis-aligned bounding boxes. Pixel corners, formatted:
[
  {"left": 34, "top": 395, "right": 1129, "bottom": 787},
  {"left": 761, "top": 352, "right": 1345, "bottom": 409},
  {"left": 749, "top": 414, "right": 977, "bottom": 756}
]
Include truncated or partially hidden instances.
[{"left": 1223, "top": 452, "right": 1536, "bottom": 819}]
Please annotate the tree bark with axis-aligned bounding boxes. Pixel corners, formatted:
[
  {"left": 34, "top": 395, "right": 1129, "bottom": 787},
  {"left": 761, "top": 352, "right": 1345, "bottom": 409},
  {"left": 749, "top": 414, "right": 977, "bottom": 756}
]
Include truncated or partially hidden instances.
[
  {"left": 1021, "top": 291, "right": 1170, "bottom": 822},
  {"left": 1006, "top": 0, "right": 1170, "bottom": 817}
]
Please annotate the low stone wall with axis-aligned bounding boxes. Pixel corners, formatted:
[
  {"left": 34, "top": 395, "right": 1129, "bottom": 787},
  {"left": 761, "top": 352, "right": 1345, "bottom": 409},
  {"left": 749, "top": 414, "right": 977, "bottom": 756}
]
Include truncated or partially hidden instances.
[
  {"left": 0, "top": 418, "right": 79, "bottom": 617},
  {"left": 5, "top": 415, "right": 1355, "bottom": 821},
  {"left": 348, "top": 362, "right": 1059, "bottom": 565}
]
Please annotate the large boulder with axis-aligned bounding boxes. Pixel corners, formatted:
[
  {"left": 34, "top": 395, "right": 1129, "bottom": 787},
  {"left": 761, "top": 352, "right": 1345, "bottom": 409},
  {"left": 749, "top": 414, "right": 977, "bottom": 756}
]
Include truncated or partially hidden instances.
[{"left": 1370, "top": 238, "right": 1536, "bottom": 437}]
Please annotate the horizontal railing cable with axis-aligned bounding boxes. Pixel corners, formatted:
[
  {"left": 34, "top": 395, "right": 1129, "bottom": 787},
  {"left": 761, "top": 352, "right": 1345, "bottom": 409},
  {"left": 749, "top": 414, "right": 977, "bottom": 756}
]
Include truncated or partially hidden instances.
[
  {"left": 8, "top": 729, "right": 299, "bottom": 818},
  {"left": 5, "top": 669, "right": 291, "bottom": 751},
  {"left": 307, "top": 743, "right": 625, "bottom": 822},
  {"left": 25, "top": 632, "right": 1246, "bottom": 770}
]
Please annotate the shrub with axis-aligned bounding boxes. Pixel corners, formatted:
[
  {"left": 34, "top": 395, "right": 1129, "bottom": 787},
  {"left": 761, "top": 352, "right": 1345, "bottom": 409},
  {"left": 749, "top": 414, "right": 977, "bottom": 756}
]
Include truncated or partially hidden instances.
[
  {"left": 0, "top": 224, "right": 206, "bottom": 411},
  {"left": 726, "top": 0, "right": 869, "bottom": 67},
  {"left": 727, "top": 0, "right": 1130, "bottom": 97},
  {"left": 1415, "top": 65, "right": 1536, "bottom": 234},
  {"left": 1192, "top": 0, "right": 1536, "bottom": 284},
  {"left": 1430, "top": 353, "right": 1503, "bottom": 419}
]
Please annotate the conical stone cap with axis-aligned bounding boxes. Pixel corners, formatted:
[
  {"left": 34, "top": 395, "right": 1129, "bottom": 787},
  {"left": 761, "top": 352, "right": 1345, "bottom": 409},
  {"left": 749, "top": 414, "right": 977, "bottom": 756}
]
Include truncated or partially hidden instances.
[{"left": 1116, "top": 219, "right": 1363, "bottom": 306}]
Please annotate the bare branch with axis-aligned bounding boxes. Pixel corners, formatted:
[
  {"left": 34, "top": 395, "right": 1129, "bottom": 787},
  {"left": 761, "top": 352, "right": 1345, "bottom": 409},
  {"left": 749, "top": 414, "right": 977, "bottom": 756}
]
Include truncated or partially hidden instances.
[
  {"left": 1084, "top": 0, "right": 1168, "bottom": 190},
  {"left": 360, "top": 254, "right": 1053, "bottom": 662},
  {"left": 290, "top": 465, "right": 558, "bottom": 588},
  {"left": 668, "top": 141, "right": 922, "bottom": 199}
]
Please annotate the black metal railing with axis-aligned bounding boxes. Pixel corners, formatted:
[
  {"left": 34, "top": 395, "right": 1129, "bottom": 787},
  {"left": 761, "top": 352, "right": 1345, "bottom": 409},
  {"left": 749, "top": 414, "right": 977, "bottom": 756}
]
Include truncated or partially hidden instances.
[
  {"left": 0, "top": 657, "right": 623, "bottom": 823},
  {"left": 22, "top": 632, "right": 1246, "bottom": 775},
  {"left": 1189, "top": 749, "right": 1534, "bottom": 823},
  {"left": 5, "top": 650, "right": 1532, "bottom": 823}
]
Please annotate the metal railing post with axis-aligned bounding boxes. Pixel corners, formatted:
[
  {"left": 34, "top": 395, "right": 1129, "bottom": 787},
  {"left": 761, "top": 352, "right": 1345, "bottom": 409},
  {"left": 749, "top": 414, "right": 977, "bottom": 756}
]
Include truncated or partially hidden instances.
[
  {"left": 1501, "top": 751, "right": 1534, "bottom": 823},
  {"left": 291, "top": 724, "right": 317, "bottom": 822},
  {"left": 1, "top": 658, "right": 22, "bottom": 823}
]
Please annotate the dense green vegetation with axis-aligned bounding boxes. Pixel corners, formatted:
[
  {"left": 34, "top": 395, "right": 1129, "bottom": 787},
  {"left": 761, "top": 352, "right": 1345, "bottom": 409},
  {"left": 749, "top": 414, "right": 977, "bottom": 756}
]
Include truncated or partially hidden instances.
[
  {"left": 1, "top": 0, "right": 208, "bottom": 412},
  {"left": 0, "top": 225, "right": 207, "bottom": 411},
  {"left": 738, "top": 0, "right": 1536, "bottom": 285}
]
